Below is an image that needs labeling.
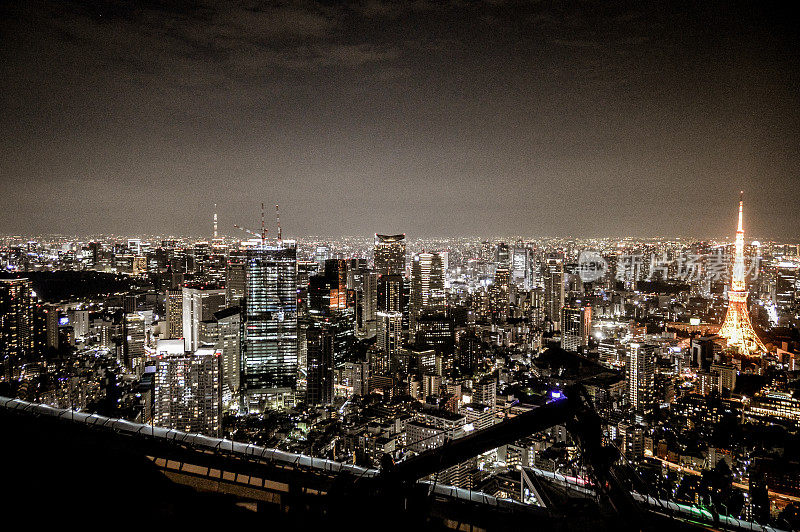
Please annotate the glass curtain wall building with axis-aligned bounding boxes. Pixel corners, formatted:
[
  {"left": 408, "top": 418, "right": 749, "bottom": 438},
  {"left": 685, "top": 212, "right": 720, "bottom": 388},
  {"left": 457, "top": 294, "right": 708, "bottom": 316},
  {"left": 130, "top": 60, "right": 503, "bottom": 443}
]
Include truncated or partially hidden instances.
[{"left": 241, "top": 243, "right": 298, "bottom": 412}]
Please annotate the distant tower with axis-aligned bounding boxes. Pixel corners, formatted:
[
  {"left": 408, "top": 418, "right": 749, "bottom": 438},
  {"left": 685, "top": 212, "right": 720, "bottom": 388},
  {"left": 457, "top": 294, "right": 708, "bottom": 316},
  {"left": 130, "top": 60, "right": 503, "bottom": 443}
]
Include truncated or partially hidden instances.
[
  {"left": 213, "top": 204, "right": 218, "bottom": 239},
  {"left": 718, "top": 192, "right": 766, "bottom": 355}
]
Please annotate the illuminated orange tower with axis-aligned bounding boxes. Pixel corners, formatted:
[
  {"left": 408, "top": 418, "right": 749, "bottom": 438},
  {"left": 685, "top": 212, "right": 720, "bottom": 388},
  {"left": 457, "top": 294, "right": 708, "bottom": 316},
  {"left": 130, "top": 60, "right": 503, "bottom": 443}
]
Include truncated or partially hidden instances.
[{"left": 718, "top": 192, "right": 766, "bottom": 355}]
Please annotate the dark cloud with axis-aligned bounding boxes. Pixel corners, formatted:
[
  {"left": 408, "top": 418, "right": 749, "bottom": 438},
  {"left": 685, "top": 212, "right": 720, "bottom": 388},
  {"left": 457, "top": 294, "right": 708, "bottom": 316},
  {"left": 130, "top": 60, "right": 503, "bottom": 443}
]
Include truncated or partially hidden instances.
[{"left": 0, "top": 0, "right": 798, "bottom": 239}]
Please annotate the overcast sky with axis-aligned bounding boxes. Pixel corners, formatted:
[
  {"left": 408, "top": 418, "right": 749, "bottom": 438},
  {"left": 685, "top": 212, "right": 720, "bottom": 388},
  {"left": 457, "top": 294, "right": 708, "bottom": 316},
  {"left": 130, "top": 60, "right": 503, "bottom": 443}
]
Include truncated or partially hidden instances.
[{"left": 1, "top": 0, "right": 798, "bottom": 239}]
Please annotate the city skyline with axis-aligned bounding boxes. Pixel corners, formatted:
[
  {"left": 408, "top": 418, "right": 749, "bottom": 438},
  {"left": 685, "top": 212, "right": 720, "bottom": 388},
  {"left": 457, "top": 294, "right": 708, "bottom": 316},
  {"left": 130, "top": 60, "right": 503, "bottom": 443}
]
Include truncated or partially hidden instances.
[
  {"left": 2, "top": 1, "right": 799, "bottom": 239},
  {"left": 3, "top": 3, "right": 800, "bottom": 527},
  {"left": 0, "top": 192, "right": 795, "bottom": 242}
]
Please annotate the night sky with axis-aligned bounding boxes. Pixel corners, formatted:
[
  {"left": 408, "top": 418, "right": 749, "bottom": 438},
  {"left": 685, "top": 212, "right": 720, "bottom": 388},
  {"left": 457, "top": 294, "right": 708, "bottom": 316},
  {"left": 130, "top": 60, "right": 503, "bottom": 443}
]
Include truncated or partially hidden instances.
[{"left": 1, "top": 1, "right": 798, "bottom": 239}]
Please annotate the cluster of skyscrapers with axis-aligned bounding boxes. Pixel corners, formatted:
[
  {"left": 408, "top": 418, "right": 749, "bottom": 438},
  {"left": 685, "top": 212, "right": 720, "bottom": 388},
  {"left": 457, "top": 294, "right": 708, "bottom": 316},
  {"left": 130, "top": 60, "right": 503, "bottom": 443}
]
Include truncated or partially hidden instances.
[{"left": 3, "top": 195, "right": 800, "bottom": 525}]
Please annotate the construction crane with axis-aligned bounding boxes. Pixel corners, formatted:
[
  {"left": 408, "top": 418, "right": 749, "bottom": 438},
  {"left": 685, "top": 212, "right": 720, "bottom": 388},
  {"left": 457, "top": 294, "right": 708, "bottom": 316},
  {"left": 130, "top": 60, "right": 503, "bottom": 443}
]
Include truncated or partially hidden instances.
[{"left": 233, "top": 203, "right": 268, "bottom": 246}]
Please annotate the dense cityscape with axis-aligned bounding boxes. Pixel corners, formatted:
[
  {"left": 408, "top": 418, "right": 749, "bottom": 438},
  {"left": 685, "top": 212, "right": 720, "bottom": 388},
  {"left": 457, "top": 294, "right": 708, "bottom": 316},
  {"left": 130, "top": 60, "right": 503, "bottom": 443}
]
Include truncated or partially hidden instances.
[
  {"left": 2, "top": 195, "right": 800, "bottom": 528},
  {"left": 2, "top": 1, "right": 798, "bottom": 530}
]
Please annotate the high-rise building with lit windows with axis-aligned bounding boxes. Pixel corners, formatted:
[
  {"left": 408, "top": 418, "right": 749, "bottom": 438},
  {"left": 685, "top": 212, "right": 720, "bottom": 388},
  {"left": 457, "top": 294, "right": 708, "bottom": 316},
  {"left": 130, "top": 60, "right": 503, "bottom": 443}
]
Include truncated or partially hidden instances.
[
  {"left": 164, "top": 289, "right": 183, "bottom": 339},
  {"left": 775, "top": 262, "right": 798, "bottom": 311},
  {"left": 214, "top": 306, "right": 241, "bottom": 403},
  {"left": 377, "top": 311, "right": 403, "bottom": 359},
  {"left": 627, "top": 343, "right": 655, "bottom": 413},
  {"left": 124, "top": 312, "right": 146, "bottom": 374},
  {"left": 1, "top": 278, "right": 34, "bottom": 380},
  {"left": 225, "top": 250, "right": 247, "bottom": 307},
  {"left": 306, "top": 325, "right": 333, "bottom": 406},
  {"left": 374, "top": 234, "right": 406, "bottom": 276},
  {"left": 511, "top": 247, "right": 532, "bottom": 289},
  {"left": 241, "top": 243, "right": 298, "bottom": 411},
  {"left": 182, "top": 286, "right": 225, "bottom": 352},
  {"left": 154, "top": 347, "right": 221, "bottom": 436},
  {"left": 411, "top": 252, "right": 445, "bottom": 332},
  {"left": 543, "top": 254, "right": 565, "bottom": 330},
  {"left": 357, "top": 270, "right": 378, "bottom": 338},
  {"left": 561, "top": 305, "right": 591, "bottom": 352}
]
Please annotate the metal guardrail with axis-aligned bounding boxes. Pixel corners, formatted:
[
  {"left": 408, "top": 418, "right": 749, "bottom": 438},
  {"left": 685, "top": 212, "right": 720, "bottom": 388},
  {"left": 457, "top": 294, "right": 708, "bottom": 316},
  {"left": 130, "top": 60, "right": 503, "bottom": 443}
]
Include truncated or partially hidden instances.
[
  {"left": 0, "top": 395, "right": 530, "bottom": 512},
  {"left": 0, "top": 395, "right": 377, "bottom": 477},
  {"left": 523, "top": 466, "right": 788, "bottom": 532}
]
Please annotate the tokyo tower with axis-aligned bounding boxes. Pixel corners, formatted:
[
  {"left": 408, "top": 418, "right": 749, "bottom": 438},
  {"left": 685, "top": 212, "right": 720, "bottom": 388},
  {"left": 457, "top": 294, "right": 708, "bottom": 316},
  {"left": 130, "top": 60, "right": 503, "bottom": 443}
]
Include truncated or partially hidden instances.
[{"left": 718, "top": 192, "right": 767, "bottom": 355}]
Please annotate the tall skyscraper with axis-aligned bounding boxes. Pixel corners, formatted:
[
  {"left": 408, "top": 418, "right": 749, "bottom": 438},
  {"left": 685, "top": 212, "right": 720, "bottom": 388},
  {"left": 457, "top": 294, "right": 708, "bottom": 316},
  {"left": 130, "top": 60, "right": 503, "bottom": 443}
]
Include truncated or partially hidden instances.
[
  {"left": 627, "top": 343, "right": 656, "bottom": 413},
  {"left": 0, "top": 278, "right": 34, "bottom": 380},
  {"left": 225, "top": 250, "right": 247, "bottom": 307},
  {"left": 411, "top": 252, "right": 445, "bottom": 332},
  {"left": 164, "top": 288, "right": 183, "bottom": 339},
  {"left": 214, "top": 306, "right": 241, "bottom": 404},
  {"left": 324, "top": 259, "right": 348, "bottom": 311},
  {"left": 377, "top": 311, "right": 403, "bottom": 359},
  {"left": 377, "top": 273, "right": 404, "bottom": 313},
  {"left": 719, "top": 193, "right": 767, "bottom": 355},
  {"left": 182, "top": 286, "right": 226, "bottom": 352},
  {"left": 154, "top": 347, "right": 222, "bottom": 436},
  {"left": 561, "top": 305, "right": 592, "bottom": 352},
  {"left": 241, "top": 244, "right": 298, "bottom": 411},
  {"left": 357, "top": 270, "right": 378, "bottom": 338},
  {"left": 495, "top": 242, "right": 510, "bottom": 268},
  {"left": 124, "top": 312, "right": 146, "bottom": 374},
  {"left": 374, "top": 234, "right": 406, "bottom": 276},
  {"left": 43, "top": 303, "right": 60, "bottom": 350},
  {"left": 306, "top": 325, "right": 333, "bottom": 406},
  {"left": 490, "top": 267, "right": 511, "bottom": 321},
  {"left": 308, "top": 259, "right": 347, "bottom": 315},
  {"left": 511, "top": 247, "right": 532, "bottom": 289},
  {"left": 775, "top": 262, "right": 797, "bottom": 311},
  {"left": 544, "top": 254, "right": 565, "bottom": 330}
]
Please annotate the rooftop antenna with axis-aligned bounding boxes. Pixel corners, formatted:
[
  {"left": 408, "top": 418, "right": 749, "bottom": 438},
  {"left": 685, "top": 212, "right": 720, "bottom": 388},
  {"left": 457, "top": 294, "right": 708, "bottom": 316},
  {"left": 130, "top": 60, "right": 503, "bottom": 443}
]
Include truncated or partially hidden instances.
[
  {"left": 213, "top": 204, "right": 218, "bottom": 239},
  {"left": 275, "top": 204, "right": 282, "bottom": 244},
  {"left": 261, "top": 202, "right": 266, "bottom": 246}
]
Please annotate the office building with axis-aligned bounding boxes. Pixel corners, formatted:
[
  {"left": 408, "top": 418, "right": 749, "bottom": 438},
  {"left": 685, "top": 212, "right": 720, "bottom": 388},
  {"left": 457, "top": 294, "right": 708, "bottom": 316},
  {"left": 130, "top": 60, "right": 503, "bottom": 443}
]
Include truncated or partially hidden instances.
[
  {"left": 214, "top": 306, "right": 241, "bottom": 403},
  {"left": 511, "top": 247, "right": 532, "bottom": 289},
  {"left": 561, "top": 305, "right": 591, "bottom": 352},
  {"left": 495, "top": 242, "right": 510, "bottom": 268},
  {"left": 182, "top": 286, "right": 226, "bottom": 352},
  {"left": 225, "top": 250, "right": 247, "bottom": 307},
  {"left": 164, "top": 289, "right": 183, "bottom": 339},
  {"left": 344, "top": 361, "right": 370, "bottom": 396},
  {"left": 411, "top": 252, "right": 445, "bottom": 332},
  {"left": 374, "top": 234, "right": 406, "bottom": 276},
  {"left": 124, "top": 312, "right": 146, "bottom": 374},
  {"left": 357, "top": 270, "right": 378, "bottom": 339},
  {"left": 543, "top": 254, "right": 565, "bottom": 330},
  {"left": 241, "top": 244, "right": 298, "bottom": 411},
  {"left": 627, "top": 343, "right": 656, "bottom": 413},
  {"left": 377, "top": 311, "right": 403, "bottom": 359},
  {"left": 776, "top": 262, "right": 798, "bottom": 311},
  {"left": 306, "top": 325, "right": 334, "bottom": 406}
]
